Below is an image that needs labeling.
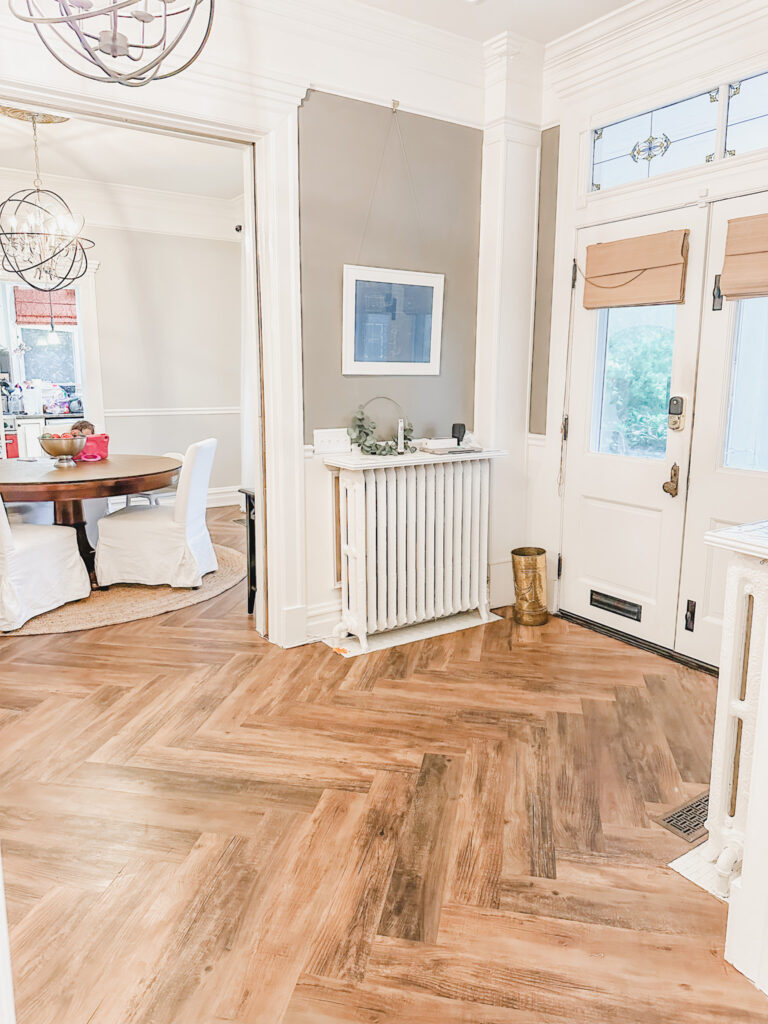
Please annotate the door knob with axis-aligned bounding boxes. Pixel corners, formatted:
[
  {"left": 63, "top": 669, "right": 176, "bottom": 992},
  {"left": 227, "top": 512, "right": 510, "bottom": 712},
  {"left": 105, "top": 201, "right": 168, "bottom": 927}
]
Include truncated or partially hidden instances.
[{"left": 663, "top": 462, "right": 680, "bottom": 498}]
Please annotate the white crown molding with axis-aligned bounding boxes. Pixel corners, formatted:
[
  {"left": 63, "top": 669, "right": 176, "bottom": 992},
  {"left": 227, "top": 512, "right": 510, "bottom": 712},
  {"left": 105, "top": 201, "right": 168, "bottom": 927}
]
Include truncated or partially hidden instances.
[
  {"left": 0, "top": 167, "right": 243, "bottom": 241},
  {"left": 484, "top": 31, "right": 525, "bottom": 73},
  {"left": 544, "top": 0, "right": 768, "bottom": 105},
  {"left": 482, "top": 29, "right": 543, "bottom": 131},
  {"left": 0, "top": 0, "right": 487, "bottom": 132},
  {"left": 230, "top": 0, "right": 484, "bottom": 80}
]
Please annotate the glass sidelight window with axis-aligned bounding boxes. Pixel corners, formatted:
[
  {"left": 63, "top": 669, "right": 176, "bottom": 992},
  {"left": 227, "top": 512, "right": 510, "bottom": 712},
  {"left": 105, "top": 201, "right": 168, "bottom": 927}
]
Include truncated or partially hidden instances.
[
  {"left": 591, "top": 304, "right": 676, "bottom": 458},
  {"left": 724, "top": 297, "right": 768, "bottom": 472}
]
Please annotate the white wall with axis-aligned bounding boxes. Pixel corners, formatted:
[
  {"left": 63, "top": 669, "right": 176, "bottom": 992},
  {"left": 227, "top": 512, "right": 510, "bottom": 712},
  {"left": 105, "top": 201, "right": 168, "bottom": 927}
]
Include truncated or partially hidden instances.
[{"left": 91, "top": 226, "right": 243, "bottom": 494}]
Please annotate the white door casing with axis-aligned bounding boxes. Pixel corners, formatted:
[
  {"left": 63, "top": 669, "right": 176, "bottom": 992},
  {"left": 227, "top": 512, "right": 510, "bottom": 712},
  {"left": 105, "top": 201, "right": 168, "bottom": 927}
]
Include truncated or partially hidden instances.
[
  {"left": 0, "top": 850, "right": 15, "bottom": 1024},
  {"left": 560, "top": 207, "right": 709, "bottom": 649},
  {"left": 676, "top": 192, "right": 768, "bottom": 666}
]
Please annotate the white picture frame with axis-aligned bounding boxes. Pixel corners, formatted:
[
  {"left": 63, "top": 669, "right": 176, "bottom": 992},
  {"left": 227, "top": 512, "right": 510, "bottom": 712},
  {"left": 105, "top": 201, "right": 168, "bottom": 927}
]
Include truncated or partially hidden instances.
[{"left": 342, "top": 264, "right": 444, "bottom": 376}]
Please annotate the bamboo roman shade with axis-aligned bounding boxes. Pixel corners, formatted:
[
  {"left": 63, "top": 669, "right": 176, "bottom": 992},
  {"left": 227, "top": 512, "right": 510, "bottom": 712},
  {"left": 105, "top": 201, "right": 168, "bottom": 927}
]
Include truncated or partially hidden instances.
[
  {"left": 720, "top": 214, "right": 768, "bottom": 300},
  {"left": 582, "top": 229, "right": 690, "bottom": 309}
]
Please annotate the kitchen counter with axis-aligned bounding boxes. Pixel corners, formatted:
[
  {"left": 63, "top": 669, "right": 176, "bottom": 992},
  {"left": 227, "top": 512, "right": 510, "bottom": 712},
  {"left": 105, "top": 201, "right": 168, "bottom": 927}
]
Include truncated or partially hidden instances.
[{"left": 3, "top": 413, "right": 84, "bottom": 420}]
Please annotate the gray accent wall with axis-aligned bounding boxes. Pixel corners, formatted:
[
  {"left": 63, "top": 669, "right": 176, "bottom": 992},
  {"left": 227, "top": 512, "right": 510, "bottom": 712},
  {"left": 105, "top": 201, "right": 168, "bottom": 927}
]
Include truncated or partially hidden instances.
[
  {"left": 298, "top": 91, "right": 482, "bottom": 442},
  {"left": 529, "top": 125, "right": 560, "bottom": 435}
]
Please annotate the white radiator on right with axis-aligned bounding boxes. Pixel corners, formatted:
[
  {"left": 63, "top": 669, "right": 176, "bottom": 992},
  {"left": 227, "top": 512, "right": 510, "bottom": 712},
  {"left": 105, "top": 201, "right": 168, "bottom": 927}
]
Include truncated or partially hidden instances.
[{"left": 326, "top": 451, "right": 500, "bottom": 651}]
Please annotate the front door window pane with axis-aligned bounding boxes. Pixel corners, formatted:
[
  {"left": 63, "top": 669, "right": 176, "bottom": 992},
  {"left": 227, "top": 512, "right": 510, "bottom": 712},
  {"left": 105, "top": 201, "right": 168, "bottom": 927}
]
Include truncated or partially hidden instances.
[
  {"left": 724, "top": 297, "right": 768, "bottom": 472},
  {"left": 591, "top": 305, "right": 676, "bottom": 459}
]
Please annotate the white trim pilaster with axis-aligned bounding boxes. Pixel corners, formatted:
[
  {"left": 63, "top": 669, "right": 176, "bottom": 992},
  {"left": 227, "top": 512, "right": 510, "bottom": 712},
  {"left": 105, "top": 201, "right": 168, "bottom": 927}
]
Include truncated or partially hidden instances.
[
  {"left": 0, "top": 851, "right": 15, "bottom": 1024},
  {"left": 255, "top": 111, "right": 308, "bottom": 647},
  {"left": 474, "top": 33, "right": 543, "bottom": 607}
]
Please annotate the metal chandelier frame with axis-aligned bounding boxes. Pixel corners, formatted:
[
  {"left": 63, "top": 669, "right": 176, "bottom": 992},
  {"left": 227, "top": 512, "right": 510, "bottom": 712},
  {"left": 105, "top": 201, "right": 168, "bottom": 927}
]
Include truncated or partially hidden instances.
[
  {"left": 0, "top": 111, "right": 94, "bottom": 292},
  {"left": 8, "top": 0, "right": 215, "bottom": 88}
]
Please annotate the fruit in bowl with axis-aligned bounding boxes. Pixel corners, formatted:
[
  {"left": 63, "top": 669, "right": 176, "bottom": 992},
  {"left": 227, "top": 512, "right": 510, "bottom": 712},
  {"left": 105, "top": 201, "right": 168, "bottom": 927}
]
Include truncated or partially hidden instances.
[{"left": 39, "top": 434, "right": 88, "bottom": 468}]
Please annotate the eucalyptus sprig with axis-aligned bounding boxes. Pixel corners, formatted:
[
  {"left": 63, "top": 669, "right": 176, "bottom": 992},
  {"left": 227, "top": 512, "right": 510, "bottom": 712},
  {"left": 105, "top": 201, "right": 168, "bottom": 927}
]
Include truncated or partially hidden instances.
[{"left": 348, "top": 407, "right": 416, "bottom": 456}]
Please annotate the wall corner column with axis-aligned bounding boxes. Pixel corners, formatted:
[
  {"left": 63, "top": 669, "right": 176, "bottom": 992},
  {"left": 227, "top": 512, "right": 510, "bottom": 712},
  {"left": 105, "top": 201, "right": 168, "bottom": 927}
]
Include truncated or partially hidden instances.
[
  {"left": 474, "top": 31, "right": 543, "bottom": 607},
  {"left": 255, "top": 108, "right": 308, "bottom": 648}
]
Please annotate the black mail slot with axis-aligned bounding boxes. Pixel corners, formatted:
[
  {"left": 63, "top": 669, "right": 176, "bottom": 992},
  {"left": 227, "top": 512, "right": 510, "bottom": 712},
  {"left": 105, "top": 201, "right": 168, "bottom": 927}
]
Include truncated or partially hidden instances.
[{"left": 590, "top": 589, "right": 642, "bottom": 622}]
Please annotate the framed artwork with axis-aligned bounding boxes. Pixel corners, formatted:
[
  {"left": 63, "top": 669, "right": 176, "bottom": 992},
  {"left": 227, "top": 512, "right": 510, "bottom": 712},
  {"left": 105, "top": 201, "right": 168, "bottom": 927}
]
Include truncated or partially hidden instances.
[{"left": 342, "top": 265, "right": 444, "bottom": 376}]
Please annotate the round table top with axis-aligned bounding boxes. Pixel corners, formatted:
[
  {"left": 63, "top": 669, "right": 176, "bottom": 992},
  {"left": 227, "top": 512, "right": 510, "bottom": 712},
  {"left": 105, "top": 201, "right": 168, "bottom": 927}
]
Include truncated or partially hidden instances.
[{"left": 0, "top": 454, "right": 182, "bottom": 502}]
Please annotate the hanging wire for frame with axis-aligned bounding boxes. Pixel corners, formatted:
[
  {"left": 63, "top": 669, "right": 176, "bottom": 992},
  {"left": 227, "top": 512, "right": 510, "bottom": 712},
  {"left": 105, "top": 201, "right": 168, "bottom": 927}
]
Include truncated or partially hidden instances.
[{"left": 356, "top": 99, "right": 427, "bottom": 264}]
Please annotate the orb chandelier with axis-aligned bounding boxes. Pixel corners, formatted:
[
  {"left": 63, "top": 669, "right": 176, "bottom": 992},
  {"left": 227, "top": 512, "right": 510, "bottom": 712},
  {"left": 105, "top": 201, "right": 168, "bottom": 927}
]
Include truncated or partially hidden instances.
[
  {"left": 0, "top": 109, "right": 94, "bottom": 292},
  {"left": 8, "top": 0, "right": 215, "bottom": 87}
]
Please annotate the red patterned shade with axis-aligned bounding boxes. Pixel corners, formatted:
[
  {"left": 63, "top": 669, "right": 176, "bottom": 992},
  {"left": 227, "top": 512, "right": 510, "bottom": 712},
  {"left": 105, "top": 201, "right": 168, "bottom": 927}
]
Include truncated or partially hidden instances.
[{"left": 13, "top": 287, "right": 78, "bottom": 325}]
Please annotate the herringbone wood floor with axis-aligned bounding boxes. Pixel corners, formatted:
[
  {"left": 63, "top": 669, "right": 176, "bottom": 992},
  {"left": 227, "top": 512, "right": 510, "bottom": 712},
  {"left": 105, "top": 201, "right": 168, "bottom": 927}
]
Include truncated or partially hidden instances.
[{"left": 1, "top": 508, "right": 767, "bottom": 1023}]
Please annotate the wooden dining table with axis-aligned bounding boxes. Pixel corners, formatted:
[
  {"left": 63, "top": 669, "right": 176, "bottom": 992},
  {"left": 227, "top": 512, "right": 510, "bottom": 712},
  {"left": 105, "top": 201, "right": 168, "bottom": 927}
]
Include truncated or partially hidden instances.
[{"left": 0, "top": 454, "right": 182, "bottom": 587}]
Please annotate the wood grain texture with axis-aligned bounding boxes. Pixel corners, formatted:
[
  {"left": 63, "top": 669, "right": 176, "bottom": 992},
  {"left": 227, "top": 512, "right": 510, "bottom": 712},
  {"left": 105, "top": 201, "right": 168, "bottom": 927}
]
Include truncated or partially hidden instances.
[
  {"left": 378, "top": 753, "right": 463, "bottom": 942},
  {"left": 1, "top": 508, "right": 766, "bottom": 1024}
]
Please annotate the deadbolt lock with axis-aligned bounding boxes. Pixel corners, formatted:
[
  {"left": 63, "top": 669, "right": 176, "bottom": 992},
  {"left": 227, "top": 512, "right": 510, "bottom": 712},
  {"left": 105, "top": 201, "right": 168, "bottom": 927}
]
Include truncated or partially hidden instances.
[
  {"left": 663, "top": 462, "right": 680, "bottom": 498},
  {"left": 668, "top": 395, "right": 686, "bottom": 431}
]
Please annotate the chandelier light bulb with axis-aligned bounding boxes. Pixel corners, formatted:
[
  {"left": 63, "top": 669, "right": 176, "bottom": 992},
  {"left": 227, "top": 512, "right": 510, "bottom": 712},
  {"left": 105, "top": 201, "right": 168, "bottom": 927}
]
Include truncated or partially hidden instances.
[{"left": 8, "top": 0, "right": 215, "bottom": 87}]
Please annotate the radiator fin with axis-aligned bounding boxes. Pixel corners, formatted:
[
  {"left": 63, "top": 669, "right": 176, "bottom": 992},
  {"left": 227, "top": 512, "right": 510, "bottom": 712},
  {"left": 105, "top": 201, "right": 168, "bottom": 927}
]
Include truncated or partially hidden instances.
[{"left": 338, "top": 460, "right": 490, "bottom": 641}]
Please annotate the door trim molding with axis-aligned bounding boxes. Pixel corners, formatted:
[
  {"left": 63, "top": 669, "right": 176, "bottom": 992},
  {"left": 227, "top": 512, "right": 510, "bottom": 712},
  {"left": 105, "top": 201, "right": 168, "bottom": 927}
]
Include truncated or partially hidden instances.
[{"left": 557, "top": 609, "right": 718, "bottom": 676}]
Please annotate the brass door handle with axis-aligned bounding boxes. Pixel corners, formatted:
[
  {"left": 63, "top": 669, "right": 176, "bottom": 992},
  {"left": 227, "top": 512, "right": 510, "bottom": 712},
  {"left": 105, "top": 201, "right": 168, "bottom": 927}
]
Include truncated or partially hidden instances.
[{"left": 662, "top": 462, "right": 680, "bottom": 498}]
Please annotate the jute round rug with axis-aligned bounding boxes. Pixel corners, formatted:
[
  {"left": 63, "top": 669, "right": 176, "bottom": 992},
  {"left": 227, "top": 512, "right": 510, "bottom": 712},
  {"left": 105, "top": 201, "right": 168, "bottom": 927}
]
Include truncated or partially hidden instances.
[{"left": 7, "top": 544, "right": 246, "bottom": 636}]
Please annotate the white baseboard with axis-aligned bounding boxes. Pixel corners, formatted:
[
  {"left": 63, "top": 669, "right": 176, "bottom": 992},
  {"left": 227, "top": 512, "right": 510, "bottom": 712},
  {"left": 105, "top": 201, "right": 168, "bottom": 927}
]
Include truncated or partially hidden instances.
[
  {"left": 279, "top": 604, "right": 310, "bottom": 648},
  {"left": 107, "top": 486, "right": 243, "bottom": 513},
  {"left": 207, "top": 486, "right": 245, "bottom": 509},
  {"left": 306, "top": 597, "right": 342, "bottom": 640}
]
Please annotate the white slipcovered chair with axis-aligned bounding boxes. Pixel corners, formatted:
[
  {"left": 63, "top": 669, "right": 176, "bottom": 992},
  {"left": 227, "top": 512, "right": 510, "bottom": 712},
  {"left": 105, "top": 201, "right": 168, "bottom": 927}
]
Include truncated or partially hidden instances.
[
  {"left": 95, "top": 438, "right": 218, "bottom": 589},
  {"left": 0, "top": 497, "right": 91, "bottom": 632},
  {"left": 125, "top": 451, "right": 184, "bottom": 508}
]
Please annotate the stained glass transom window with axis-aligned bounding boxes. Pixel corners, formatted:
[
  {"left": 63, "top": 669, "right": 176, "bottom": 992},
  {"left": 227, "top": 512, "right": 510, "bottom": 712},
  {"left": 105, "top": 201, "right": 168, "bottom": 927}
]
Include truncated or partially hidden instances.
[
  {"left": 726, "top": 71, "right": 768, "bottom": 159},
  {"left": 591, "top": 89, "right": 720, "bottom": 192}
]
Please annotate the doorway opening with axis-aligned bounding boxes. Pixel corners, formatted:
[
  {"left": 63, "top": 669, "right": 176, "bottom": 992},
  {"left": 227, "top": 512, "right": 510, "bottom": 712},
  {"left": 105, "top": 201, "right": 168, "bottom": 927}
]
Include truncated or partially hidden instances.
[{"left": 0, "top": 104, "right": 266, "bottom": 632}]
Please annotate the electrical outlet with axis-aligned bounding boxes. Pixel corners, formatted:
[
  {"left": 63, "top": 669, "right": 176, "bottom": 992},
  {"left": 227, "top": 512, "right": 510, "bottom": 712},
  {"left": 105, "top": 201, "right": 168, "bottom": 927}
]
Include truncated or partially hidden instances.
[{"left": 313, "top": 428, "right": 351, "bottom": 454}]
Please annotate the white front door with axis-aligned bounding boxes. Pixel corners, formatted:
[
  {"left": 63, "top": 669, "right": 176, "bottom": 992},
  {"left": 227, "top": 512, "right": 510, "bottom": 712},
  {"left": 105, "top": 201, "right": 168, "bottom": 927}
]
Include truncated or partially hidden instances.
[
  {"left": 676, "top": 192, "right": 768, "bottom": 665},
  {"left": 560, "top": 208, "right": 709, "bottom": 648}
]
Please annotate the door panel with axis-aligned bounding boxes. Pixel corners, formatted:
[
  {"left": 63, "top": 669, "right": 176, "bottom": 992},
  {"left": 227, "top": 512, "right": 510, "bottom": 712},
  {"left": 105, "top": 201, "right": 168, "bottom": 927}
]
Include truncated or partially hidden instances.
[
  {"left": 561, "top": 208, "right": 708, "bottom": 649},
  {"left": 676, "top": 193, "right": 768, "bottom": 665}
]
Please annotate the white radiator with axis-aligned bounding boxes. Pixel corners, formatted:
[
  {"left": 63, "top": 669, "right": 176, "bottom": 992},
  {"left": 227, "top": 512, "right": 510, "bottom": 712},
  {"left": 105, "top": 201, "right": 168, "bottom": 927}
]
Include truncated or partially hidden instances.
[{"left": 332, "top": 455, "right": 493, "bottom": 651}]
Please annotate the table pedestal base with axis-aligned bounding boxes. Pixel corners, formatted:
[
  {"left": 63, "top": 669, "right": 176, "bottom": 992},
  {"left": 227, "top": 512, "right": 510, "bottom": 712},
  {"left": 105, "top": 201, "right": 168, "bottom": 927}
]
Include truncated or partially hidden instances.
[{"left": 54, "top": 499, "right": 99, "bottom": 590}]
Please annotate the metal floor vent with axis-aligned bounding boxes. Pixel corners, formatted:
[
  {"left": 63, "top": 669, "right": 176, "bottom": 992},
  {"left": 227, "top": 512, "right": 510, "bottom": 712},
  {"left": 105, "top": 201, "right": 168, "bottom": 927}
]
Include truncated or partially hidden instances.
[{"left": 656, "top": 791, "right": 709, "bottom": 843}]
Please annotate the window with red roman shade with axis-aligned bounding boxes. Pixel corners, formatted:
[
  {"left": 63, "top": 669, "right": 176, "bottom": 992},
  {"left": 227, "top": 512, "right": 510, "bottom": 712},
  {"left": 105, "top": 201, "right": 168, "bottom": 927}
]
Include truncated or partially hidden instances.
[{"left": 13, "top": 287, "right": 78, "bottom": 325}]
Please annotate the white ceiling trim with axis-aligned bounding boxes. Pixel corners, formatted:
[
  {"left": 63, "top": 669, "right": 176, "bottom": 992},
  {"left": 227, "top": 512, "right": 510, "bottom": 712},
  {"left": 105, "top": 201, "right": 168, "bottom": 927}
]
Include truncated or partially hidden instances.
[
  {"left": 544, "top": 0, "right": 768, "bottom": 104},
  {"left": 0, "top": 166, "right": 243, "bottom": 241},
  {"left": 0, "top": 0, "right": 488, "bottom": 134}
]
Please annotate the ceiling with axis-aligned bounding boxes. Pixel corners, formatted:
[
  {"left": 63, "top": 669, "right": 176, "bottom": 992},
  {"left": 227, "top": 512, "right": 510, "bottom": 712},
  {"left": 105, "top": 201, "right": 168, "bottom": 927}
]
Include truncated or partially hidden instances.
[
  {"left": 357, "top": 0, "right": 634, "bottom": 44},
  {"left": 0, "top": 112, "right": 244, "bottom": 200}
]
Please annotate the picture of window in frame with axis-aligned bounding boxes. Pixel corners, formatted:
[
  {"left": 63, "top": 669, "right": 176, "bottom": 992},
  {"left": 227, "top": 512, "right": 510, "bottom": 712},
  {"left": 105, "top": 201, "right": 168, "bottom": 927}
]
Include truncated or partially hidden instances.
[{"left": 342, "top": 265, "right": 444, "bottom": 376}]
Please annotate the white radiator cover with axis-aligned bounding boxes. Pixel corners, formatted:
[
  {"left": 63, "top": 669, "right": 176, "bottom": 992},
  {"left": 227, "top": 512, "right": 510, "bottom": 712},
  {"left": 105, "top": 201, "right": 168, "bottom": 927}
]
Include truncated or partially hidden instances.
[
  {"left": 671, "top": 521, "right": 768, "bottom": 997},
  {"left": 325, "top": 450, "right": 502, "bottom": 652}
]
